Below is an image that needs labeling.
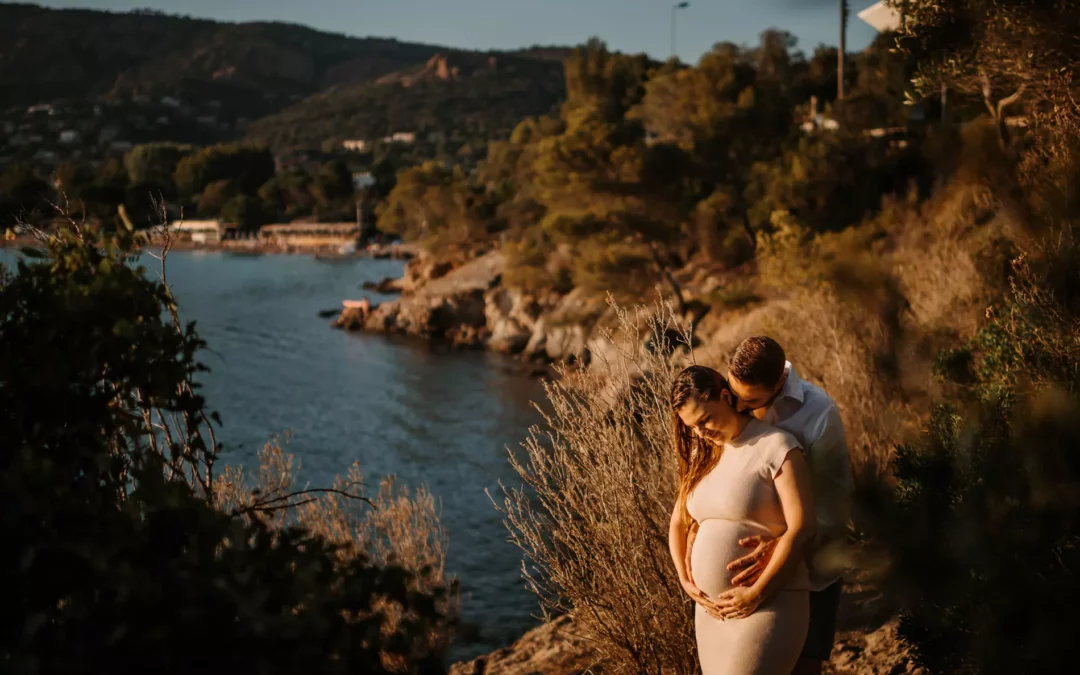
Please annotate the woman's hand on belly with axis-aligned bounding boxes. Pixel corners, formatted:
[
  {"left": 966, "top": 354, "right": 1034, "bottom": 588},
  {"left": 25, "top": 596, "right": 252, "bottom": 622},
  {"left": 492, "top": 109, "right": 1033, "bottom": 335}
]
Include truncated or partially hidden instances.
[{"left": 680, "top": 577, "right": 724, "bottom": 620}]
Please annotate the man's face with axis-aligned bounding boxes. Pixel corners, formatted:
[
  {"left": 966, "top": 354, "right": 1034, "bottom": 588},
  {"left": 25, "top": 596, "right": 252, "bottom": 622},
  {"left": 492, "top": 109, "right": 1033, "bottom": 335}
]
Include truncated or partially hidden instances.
[{"left": 728, "top": 373, "right": 783, "bottom": 420}]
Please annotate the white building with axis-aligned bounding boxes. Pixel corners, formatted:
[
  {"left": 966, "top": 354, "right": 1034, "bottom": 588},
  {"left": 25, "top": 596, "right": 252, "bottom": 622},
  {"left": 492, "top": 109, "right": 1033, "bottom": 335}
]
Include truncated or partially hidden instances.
[
  {"left": 173, "top": 220, "right": 223, "bottom": 244},
  {"left": 59, "top": 129, "right": 80, "bottom": 144},
  {"left": 342, "top": 139, "right": 368, "bottom": 152},
  {"left": 390, "top": 131, "right": 416, "bottom": 144},
  {"left": 160, "top": 96, "right": 182, "bottom": 108}
]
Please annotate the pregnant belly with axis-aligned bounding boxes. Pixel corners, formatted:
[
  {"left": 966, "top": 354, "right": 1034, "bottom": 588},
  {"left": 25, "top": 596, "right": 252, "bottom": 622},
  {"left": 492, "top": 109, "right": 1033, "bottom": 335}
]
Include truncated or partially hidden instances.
[{"left": 690, "top": 519, "right": 776, "bottom": 597}]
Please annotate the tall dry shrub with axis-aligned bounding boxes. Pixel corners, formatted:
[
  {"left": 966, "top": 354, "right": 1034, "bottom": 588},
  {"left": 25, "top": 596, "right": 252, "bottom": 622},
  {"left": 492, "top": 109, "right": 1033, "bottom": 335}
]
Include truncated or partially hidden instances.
[
  {"left": 214, "top": 440, "right": 458, "bottom": 663},
  {"left": 498, "top": 302, "right": 698, "bottom": 674}
]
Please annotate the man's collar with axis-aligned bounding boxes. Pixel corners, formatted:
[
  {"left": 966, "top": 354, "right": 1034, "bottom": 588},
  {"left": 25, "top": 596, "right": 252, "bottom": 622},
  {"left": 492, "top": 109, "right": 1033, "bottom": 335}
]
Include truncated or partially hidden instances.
[{"left": 780, "top": 361, "right": 805, "bottom": 403}]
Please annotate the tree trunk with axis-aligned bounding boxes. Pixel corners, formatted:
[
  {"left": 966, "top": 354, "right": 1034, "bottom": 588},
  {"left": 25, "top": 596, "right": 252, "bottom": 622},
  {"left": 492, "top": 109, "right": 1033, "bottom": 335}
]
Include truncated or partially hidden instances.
[{"left": 980, "top": 72, "right": 1026, "bottom": 151}]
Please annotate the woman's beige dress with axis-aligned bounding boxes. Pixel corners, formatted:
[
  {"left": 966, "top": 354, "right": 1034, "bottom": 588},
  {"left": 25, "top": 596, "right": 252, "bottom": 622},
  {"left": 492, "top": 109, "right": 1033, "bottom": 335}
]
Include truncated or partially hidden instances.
[{"left": 687, "top": 419, "right": 810, "bottom": 675}]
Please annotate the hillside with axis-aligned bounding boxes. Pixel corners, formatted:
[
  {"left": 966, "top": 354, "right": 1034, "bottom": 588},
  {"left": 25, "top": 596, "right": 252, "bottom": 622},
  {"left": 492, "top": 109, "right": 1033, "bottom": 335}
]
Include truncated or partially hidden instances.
[
  {"left": 0, "top": 4, "right": 568, "bottom": 154},
  {"left": 0, "top": 3, "right": 446, "bottom": 117},
  {"left": 245, "top": 51, "right": 566, "bottom": 153}
]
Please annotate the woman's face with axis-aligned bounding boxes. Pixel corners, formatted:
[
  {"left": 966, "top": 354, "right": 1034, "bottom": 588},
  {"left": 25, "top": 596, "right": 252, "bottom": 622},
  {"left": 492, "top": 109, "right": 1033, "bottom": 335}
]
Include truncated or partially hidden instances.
[{"left": 677, "top": 390, "right": 736, "bottom": 444}]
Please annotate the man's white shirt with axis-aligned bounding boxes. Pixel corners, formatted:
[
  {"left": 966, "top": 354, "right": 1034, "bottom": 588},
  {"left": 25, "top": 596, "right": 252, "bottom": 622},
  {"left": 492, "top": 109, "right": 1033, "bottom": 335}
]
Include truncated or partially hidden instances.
[{"left": 761, "top": 361, "right": 854, "bottom": 591}]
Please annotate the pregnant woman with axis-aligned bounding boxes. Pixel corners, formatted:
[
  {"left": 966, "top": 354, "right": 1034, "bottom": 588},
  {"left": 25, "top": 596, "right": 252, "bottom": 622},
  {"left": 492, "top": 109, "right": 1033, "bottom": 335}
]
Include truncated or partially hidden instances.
[{"left": 668, "top": 365, "right": 816, "bottom": 675}]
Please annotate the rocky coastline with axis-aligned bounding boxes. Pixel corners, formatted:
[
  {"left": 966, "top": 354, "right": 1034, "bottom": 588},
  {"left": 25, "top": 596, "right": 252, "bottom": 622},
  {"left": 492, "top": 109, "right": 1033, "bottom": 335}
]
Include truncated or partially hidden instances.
[{"left": 332, "top": 249, "right": 668, "bottom": 365}]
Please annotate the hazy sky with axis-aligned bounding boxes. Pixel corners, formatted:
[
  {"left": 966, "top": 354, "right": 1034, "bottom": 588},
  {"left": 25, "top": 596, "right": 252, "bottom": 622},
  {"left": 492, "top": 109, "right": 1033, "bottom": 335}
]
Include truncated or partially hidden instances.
[{"left": 30, "top": 1, "right": 880, "bottom": 63}]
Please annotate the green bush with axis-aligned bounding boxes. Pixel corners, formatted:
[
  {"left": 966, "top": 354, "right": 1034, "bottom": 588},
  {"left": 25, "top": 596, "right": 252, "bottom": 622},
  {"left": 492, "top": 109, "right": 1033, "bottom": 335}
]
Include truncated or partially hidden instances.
[
  {"left": 174, "top": 143, "right": 276, "bottom": 201},
  {"left": 0, "top": 221, "right": 452, "bottom": 673},
  {"left": 221, "top": 194, "right": 272, "bottom": 231}
]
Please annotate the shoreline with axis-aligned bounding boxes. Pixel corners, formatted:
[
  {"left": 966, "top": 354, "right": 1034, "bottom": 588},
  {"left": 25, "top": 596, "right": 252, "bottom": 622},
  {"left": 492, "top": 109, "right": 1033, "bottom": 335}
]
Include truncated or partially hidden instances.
[
  {"left": 3, "top": 233, "right": 418, "bottom": 261},
  {"left": 330, "top": 249, "right": 628, "bottom": 366}
]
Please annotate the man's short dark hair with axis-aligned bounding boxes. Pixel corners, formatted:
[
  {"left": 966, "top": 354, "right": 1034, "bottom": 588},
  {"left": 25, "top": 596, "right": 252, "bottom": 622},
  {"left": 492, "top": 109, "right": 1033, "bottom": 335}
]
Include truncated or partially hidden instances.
[{"left": 729, "top": 336, "right": 786, "bottom": 388}]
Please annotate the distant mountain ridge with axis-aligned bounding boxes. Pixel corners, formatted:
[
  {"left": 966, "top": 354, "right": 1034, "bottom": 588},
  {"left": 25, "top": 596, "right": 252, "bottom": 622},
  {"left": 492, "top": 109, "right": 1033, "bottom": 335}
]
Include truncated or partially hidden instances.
[
  {"left": 245, "top": 49, "right": 567, "bottom": 152},
  {"left": 0, "top": 3, "right": 569, "bottom": 138}
]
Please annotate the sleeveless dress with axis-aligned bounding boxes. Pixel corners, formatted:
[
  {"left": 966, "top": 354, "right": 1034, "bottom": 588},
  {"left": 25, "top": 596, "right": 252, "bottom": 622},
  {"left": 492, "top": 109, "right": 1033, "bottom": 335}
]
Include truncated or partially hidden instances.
[{"left": 687, "top": 419, "right": 810, "bottom": 675}]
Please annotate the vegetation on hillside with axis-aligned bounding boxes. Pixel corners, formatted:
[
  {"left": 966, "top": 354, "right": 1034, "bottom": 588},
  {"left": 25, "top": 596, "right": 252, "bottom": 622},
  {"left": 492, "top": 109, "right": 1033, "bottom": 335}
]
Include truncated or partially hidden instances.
[
  {"left": 0, "top": 3, "right": 444, "bottom": 116},
  {"left": 246, "top": 52, "right": 567, "bottom": 155},
  {"left": 383, "top": 31, "right": 924, "bottom": 304}
]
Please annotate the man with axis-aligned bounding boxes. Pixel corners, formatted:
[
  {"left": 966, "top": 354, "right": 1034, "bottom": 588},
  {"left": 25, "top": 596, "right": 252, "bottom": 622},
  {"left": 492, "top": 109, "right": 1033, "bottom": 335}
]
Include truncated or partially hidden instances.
[{"left": 687, "top": 336, "right": 853, "bottom": 675}]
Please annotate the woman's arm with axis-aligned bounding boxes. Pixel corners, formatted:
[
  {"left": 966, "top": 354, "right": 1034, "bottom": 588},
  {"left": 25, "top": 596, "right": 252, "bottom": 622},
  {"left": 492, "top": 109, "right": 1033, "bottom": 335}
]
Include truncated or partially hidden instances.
[
  {"left": 669, "top": 504, "right": 721, "bottom": 616},
  {"left": 715, "top": 449, "right": 817, "bottom": 619},
  {"left": 669, "top": 504, "right": 694, "bottom": 584}
]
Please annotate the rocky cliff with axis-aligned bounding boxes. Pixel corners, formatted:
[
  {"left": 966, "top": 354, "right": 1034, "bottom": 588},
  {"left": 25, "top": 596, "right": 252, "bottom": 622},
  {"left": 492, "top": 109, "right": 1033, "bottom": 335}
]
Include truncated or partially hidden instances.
[{"left": 334, "top": 251, "right": 613, "bottom": 364}]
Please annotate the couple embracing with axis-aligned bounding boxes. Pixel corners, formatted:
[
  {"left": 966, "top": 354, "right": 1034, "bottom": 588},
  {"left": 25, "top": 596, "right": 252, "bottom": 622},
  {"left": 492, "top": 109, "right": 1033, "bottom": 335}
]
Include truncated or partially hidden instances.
[{"left": 668, "top": 337, "right": 853, "bottom": 675}]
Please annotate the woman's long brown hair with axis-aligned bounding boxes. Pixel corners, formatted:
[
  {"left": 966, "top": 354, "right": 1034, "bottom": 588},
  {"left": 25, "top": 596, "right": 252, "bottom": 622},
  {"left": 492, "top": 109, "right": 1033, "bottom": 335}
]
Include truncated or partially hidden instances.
[{"left": 671, "top": 365, "right": 729, "bottom": 525}]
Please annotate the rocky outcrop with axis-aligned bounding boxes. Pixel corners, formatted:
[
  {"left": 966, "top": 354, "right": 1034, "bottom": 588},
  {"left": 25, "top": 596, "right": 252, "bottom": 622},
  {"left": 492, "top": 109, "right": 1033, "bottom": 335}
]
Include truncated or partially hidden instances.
[
  {"left": 335, "top": 250, "right": 685, "bottom": 365},
  {"left": 361, "top": 276, "right": 403, "bottom": 294},
  {"left": 449, "top": 616, "right": 603, "bottom": 675},
  {"left": 334, "top": 251, "right": 502, "bottom": 348},
  {"left": 485, "top": 286, "right": 542, "bottom": 354},
  {"left": 448, "top": 585, "right": 919, "bottom": 675}
]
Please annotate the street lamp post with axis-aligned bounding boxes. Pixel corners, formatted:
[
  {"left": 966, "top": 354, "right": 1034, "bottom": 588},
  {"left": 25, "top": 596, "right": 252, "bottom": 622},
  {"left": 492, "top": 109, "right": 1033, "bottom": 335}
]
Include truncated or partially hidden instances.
[{"left": 671, "top": 2, "right": 689, "bottom": 60}]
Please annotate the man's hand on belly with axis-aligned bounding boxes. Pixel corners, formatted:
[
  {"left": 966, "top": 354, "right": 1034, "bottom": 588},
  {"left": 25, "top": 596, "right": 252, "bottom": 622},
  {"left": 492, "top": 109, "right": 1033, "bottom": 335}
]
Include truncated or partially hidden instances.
[{"left": 727, "top": 535, "right": 778, "bottom": 587}]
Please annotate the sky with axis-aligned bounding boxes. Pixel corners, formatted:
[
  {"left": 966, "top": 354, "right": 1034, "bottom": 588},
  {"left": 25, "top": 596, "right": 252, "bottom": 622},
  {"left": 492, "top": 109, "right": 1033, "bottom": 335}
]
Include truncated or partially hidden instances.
[{"left": 29, "top": 1, "right": 881, "bottom": 64}]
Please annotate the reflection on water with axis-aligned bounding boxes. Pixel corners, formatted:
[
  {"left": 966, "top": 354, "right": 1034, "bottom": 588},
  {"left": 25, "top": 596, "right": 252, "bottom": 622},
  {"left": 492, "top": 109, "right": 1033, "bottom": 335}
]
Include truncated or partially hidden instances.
[{"left": 2, "top": 248, "right": 546, "bottom": 660}]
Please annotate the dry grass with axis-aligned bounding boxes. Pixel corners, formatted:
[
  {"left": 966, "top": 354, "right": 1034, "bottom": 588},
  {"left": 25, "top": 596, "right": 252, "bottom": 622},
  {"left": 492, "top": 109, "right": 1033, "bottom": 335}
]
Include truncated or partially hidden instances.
[
  {"left": 213, "top": 439, "right": 458, "bottom": 664},
  {"left": 497, "top": 301, "right": 698, "bottom": 674}
]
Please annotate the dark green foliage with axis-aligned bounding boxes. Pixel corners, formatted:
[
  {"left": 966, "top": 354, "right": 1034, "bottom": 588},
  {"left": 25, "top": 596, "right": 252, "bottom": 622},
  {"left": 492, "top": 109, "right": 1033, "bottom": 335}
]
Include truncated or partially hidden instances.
[
  {"left": 220, "top": 194, "right": 272, "bottom": 231},
  {"left": 174, "top": 143, "right": 276, "bottom": 200},
  {"left": 258, "top": 168, "right": 317, "bottom": 221},
  {"left": 125, "top": 142, "right": 193, "bottom": 190},
  {"left": 0, "top": 163, "right": 53, "bottom": 227},
  {"left": 883, "top": 390, "right": 1080, "bottom": 675},
  {"left": 313, "top": 160, "right": 356, "bottom": 205},
  {"left": 879, "top": 233, "right": 1080, "bottom": 675},
  {"left": 0, "top": 222, "right": 451, "bottom": 673},
  {"left": 748, "top": 132, "right": 927, "bottom": 233},
  {"left": 196, "top": 179, "right": 238, "bottom": 217}
]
